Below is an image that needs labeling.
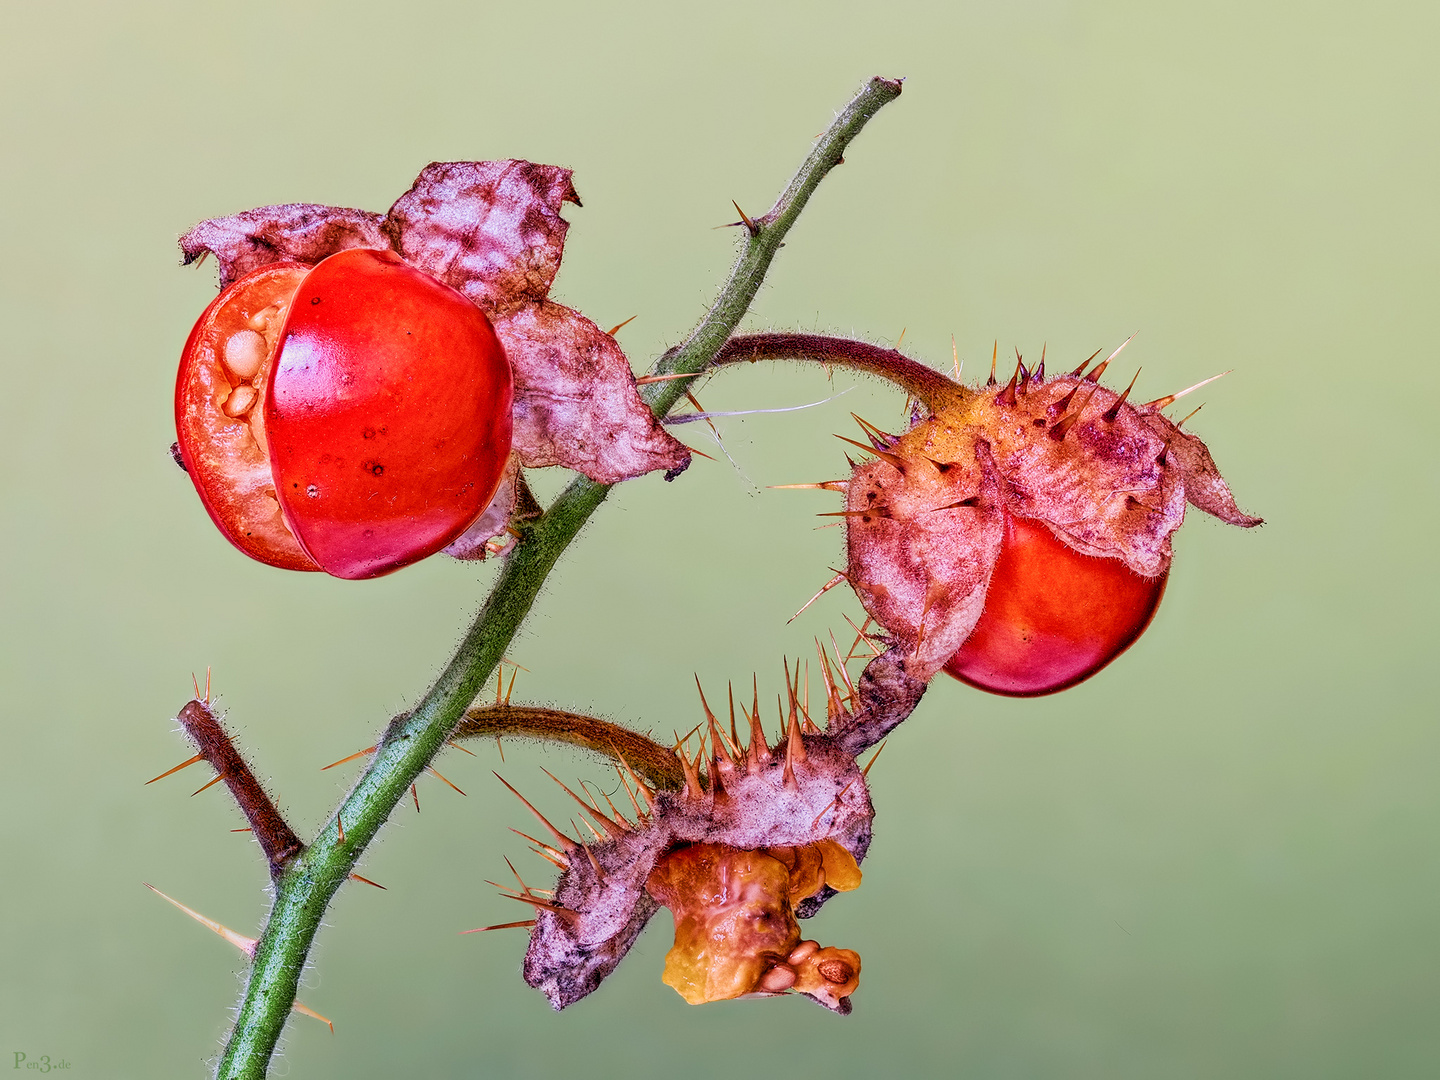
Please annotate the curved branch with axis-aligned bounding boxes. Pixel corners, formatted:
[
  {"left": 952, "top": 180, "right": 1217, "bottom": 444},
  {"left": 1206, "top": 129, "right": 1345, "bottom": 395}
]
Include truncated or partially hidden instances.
[
  {"left": 455, "top": 705, "right": 684, "bottom": 791},
  {"left": 215, "top": 76, "right": 904, "bottom": 1079},
  {"left": 713, "top": 333, "right": 965, "bottom": 410}
]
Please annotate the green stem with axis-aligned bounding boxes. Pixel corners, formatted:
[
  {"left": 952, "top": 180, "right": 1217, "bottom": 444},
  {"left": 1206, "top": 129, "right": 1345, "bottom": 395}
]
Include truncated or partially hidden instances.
[{"left": 214, "top": 75, "right": 902, "bottom": 1079}]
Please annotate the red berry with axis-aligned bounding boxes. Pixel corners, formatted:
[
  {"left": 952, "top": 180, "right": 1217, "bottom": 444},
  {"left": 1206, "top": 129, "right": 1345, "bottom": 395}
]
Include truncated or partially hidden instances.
[
  {"left": 944, "top": 511, "right": 1167, "bottom": 696},
  {"left": 175, "top": 248, "right": 513, "bottom": 579}
]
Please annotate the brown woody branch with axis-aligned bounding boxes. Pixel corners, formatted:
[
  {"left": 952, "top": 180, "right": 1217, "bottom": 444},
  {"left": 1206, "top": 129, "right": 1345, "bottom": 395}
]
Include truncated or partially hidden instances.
[{"left": 176, "top": 699, "right": 304, "bottom": 879}]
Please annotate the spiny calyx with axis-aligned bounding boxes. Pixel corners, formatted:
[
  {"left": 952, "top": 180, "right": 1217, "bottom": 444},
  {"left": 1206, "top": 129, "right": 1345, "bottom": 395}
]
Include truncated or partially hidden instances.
[
  {"left": 768, "top": 337, "right": 1261, "bottom": 695},
  {"left": 489, "top": 659, "right": 878, "bottom": 1013}
]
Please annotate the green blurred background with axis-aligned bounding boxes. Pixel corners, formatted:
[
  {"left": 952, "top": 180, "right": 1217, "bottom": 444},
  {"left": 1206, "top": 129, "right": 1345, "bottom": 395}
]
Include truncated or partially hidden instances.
[{"left": 3, "top": 0, "right": 1436, "bottom": 1076}]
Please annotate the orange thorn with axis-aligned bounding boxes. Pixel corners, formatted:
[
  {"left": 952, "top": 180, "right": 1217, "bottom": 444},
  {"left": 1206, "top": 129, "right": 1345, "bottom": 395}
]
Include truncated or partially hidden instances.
[
  {"left": 426, "top": 766, "right": 467, "bottom": 797},
  {"left": 540, "top": 768, "right": 629, "bottom": 838},
  {"left": 494, "top": 773, "right": 578, "bottom": 852},
  {"left": 693, "top": 676, "right": 721, "bottom": 737},
  {"left": 1070, "top": 347, "right": 1104, "bottom": 378},
  {"left": 1176, "top": 403, "right": 1205, "bottom": 429},
  {"left": 1048, "top": 381, "right": 1103, "bottom": 442},
  {"left": 1098, "top": 332, "right": 1137, "bottom": 371},
  {"left": 987, "top": 340, "right": 998, "bottom": 386},
  {"left": 580, "top": 840, "right": 607, "bottom": 883},
  {"left": 784, "top": 689, "right": 807, "bottom": 786},
  {"left": 503, "top": 855, "right": 536, "bottom": 897},
  {"left": 815, "top": 639, "right": 844, "bottom": 726},
  {"left": 495, "top": 667, "right": 504, "bottom": 706},
  {"left": 769, "top": 480, "right": 849, "bottom": 492},
  {"left": 674, "top": 737, "right": 704, "bottom": 800},
  {"left": 144, "top": 883, "right": 257, "bottom": 958},
  {"left": 613, "top": 766, "right": 646, "bottom": 821},
  {"left": 996, "top": 357, "right": 1020, "bottom": 406},
  {"left": 850, "top": 413, "right": 895, "bottom": 450},
  {"left": 1103, "top": 368, "right": 1143, "bottom": 422},
  {"left": 606, "top": 314, "right": 638, "bottom": 337},
  {"left": 504, "top": 667, "right": 518, "bottom": 706},
  {"left": 834, "top": 434, "right": 904, "bottom": 471},
  {"left": 782, "top": 657, "right": 799, "bottom": 730},
  {"left": 321, "top": 745, "right": 377, "bottom": 771},
  {"left": 788, "top": 572, "right": 846, "bottom": 624},
  {"left": 1085, "top": 359, "right": 1110, "bottom": 383},
  {"left": 1143, "top": 371, "right": 1230, "bottom": 410},
  {"left": 231, "top": 828, "right": 252, "bottom": 833},
  {"left": 411, "top": 783, "right": 421, "bottom": 813},
  {"left": 680, "top": 443, "right": 717, "bottom": 462},
  {"left": 290, "top": 1001, "right": 334, "bottom": 1032},
  {"left": 336, "top": 815, "right": 345, "bottom": 845},
  {"left": 634, "top": 371, "right": 700, "bottom": 384},
  {"left": 731, "top": 199, "right": 758, "bottom": 235},
  {"left": 145, "top": 754, "right": 204, "bottom": 785},
  {"left": 862, "top": 740, "right": 888, "bottom": 777},
  {"left": 527, "top": 845, "right": 568, "bottom": 869},
  {"left": 460, "top": 920, "right": 536, "bottom": 934},
  {"left": 497, "top": 893, "right": 579, "bottom": 924},
  {"left": 828, "top": 630, "right": 858, "bottom": 706},
  {"left": 802, "top": 658, "right": 813, "bottom": 729},
  {"left": 810, "top": 781, "right": 857, "bottom": 829},
  {"left": 950, "top": 335, "right": 962, "bottom": 380},
  {"left": 1034, "top": 342, "right": 1046, "bottom": 382},
  {"left": 496, "top": 737, "right": 505, "bottom": 762},
  {"left": 730, "top": 682, "right": 744, "bottom": 758},
  {"left": 349, "top": 873, "right": 386, "bottom": 890},
  {"left": 581, "top": 778, "right": 630, "bottom": 829},
  {"left": 610, "top": 745, "right": 656, "bottom": 811},
  {"left": 896, "top": 327, "right": 906, "bottom": 348},
  {"left": 842, "top": 612, "right": 883, "bottom": 659},
  {"left": 510, "top": 828, "right": 571, "bottom": 868},
  {"left": 748, "top": 697, "right": 772, "bottom": 772},
  {"left": 445, "top": 740, "right": 477, "bottom": 757},
  {"left": 191, "top": 772, "right": 225, "bottom": 797}
]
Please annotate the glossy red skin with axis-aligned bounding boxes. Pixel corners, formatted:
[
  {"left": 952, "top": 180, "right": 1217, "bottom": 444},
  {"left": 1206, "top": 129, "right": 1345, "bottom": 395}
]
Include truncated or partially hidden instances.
[
  {"left": 945, "top": 512, "right": 1168, "bottom": 697},
  {"left": 265, "top": 249, "right": 513, "bottom": 579}
]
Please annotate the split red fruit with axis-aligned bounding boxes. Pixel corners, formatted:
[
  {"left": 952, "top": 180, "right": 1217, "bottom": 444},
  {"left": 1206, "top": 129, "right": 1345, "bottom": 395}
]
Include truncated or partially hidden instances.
[
  {"left": 944, "top": 511, "right": 1168, "bottom": 696},
  {"left": 175, "top": 247, "right": 513, "bottom": 579}
]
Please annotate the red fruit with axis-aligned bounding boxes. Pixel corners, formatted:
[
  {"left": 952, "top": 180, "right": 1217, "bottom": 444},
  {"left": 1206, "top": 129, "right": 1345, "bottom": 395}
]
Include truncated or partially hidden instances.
[
  {"left": 175, "top": 248, "right": 513, "bottom": 579},
  {"left": 830, "top": 343, "right": 1259, "bottom": 697},
  {"left": 944, "top": 511, "right": 1167, "bottom": 696}
]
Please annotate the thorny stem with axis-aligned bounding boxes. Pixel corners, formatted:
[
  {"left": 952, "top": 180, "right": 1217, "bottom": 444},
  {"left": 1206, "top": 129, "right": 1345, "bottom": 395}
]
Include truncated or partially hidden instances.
[{"left": 214, "top": 76, "right": 903, "bottom": 1079}]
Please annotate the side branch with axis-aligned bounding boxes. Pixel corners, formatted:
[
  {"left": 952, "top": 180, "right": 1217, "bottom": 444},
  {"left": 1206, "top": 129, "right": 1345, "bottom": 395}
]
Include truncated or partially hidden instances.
[
  {"left": 455, "top": 705, "right": 685, "bottom": 791},
  {"left": 175, "top": 700, "right": 303, "bottom": 880},
  {"left": 714, "top": 333, "right": 963, "bottom": 409}
]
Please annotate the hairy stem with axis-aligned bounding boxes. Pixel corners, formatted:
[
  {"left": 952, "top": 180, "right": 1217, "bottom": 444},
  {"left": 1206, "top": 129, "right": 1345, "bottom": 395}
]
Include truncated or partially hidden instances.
[
  {"left": 713, "top": 332, "right": 964, "bottom": 409},
  {"left": 215, "top": 75, "right": 902, "bottom": 1079},
  {"left": 455, "top": 705, "right": 685, "bottom": 792}
]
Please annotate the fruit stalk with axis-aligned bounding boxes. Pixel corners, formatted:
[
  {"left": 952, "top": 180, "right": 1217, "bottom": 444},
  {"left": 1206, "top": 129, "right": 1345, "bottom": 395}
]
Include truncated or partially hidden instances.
[{"left": 215, "top": 75, "right": 903, "bottom": 1080}]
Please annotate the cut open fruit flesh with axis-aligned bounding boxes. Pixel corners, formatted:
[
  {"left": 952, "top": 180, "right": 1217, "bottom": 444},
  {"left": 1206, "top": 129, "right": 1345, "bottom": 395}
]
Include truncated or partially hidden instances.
[{"left": 174, "top": 263, "right": 318, "bottom": 571}]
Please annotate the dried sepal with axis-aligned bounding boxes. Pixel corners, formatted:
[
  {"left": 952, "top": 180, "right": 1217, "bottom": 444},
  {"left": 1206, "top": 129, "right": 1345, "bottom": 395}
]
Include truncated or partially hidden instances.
[
  {"left": 502, "top": 665, "right": 905, "bottom": 1013},
  {"left": 443, "top": 453, "right": 527, "bottom": 561},
  {"left": 843, "top": 360, "right": 1260, "bottom": 682},
  {"left": 179, "top": 161, "right": 690, "bottom": 491}
]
